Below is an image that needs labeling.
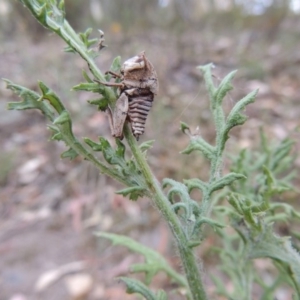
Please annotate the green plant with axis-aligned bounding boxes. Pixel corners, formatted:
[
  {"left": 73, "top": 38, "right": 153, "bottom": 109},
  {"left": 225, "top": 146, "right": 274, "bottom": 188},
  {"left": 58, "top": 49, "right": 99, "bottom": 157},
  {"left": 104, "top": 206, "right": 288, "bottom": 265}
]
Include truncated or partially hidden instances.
[{"left": 4, "top": 1, "right": 300, "bottom": 299}]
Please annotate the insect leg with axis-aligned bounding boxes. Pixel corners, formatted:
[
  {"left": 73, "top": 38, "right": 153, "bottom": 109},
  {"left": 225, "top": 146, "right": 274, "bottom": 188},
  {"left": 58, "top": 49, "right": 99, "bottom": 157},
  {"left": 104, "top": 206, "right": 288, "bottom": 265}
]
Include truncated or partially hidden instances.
[
  {"left": 105, "top": 71, "right": 121, "bottom": 78},
  {"left": 94, "top": 79, "right": 124, "bottom": 88}
]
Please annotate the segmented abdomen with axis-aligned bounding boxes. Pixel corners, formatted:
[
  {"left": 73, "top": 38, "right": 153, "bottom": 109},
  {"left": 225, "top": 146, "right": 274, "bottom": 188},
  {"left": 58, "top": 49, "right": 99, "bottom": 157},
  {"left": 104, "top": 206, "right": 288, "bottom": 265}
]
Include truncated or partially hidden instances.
[{"left": 126, "top": 89, "right": 154, "bottom": 140}]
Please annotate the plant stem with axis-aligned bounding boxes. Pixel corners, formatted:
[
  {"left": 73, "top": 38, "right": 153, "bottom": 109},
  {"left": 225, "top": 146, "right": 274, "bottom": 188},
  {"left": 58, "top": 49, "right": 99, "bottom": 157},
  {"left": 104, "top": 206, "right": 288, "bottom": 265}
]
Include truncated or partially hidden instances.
[{"left": 124, "top": 125, "right": 207, "bottom": 300}]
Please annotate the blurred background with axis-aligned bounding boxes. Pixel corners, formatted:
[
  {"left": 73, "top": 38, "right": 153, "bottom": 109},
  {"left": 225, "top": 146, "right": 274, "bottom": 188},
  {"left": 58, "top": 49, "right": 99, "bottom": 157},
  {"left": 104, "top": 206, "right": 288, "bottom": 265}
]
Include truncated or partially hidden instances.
[{"left": 1, "top": 0, "right": 300, "bottom": 299}]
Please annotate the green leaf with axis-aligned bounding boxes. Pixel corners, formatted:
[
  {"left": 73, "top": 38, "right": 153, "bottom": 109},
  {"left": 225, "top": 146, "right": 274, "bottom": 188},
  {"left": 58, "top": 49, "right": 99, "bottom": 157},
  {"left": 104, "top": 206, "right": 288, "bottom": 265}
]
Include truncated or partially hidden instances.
[
  {"left": 83, "top": 137, "right": 102, "bottom": 151},
  {"left": 198, "top": 64, "right": 217, "bottom": 101},
  {"left": 180, "top": 121, "right": 190, "bottom": 133},
  {"left": 79, "top": 28, "right": 97, "bottom": 48},
  {"left": 163, "top": 178, "right": 195, "bottom": 205},
  {"left": 98, "top": 137, "right": 125, "bottom": 166},
  {"left": 88, "top": 98, "right": 109, "bottom": 111},
  {"left": 229, "top": 193, "right": 261, "bottom": 229},
  {"left": 214, "top": 70, "right": 237, "bottom": 105},
  {"left": 96, "top": 232, "right": 188, "bottom": 289},
  {"left": 53, "top": 110, "right": 70, "bottom": 125},
  {"left": 191, "top": 217, "right": 225, "bottom": 242},
  {"left": 183, "top": 178, "right": 208, "bottom": 193},
  {"left": 48, "top": 125, "right": 63, "bottom": 141},
  {"left": 4, "top": 79, "right": 56, "bottom": 121},
  {"left": 110, "top": 56, "right": 122, "bottom": 73},
  {"left": 209, "top": 172, "right": 246, "bottom": 194},
  {"left": 250, "top": 225, "right": 300, "bottom": 292},
  {"left": 38, "top": 81, "right": 65, "bottom": 113},
  {"left": 61, "top": 147, "right": 78, "bottom": 160},
  {"left": 195, "top": 217, "right": 225, "bottom": 230},
  {"left": 116, "top": 186, "right": 146, "bottom": 201},
  {"left": 105, "top": 56, "right": 122, "bottom": 82},
  {"left": 115, "top": 139, "right": 126, "bottom": 159},
  {"left": 72, "top": 82, "right": 104, "bottom": 93},
  {"left": 139, "top": 140, "right": 155, "bottom": 153},
  {"left": 118, "top": 277, "right": 157, "bottom": 300},
  {"left": 271, "top": 138, "right": 294, "bottom": 172},
  {"left": 181, "top": 137, "right": 215, "bottom": 161},
  {"left": 225, "top": 89, "right": 258, "bottom": 132}
]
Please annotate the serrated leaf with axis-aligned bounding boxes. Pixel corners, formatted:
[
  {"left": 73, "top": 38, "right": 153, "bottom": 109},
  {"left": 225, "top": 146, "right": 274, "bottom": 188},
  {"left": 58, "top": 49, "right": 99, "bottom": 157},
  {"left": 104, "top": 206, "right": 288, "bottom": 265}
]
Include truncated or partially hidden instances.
[
  {"left": 198, "top": 63, "right": 216, "bottom": 101},
  {"left": 96, "top": 232, "right": 188, "bottom": 289},
  {"left": 72, "top": 82, "right": 104, "bottom": 93},
  {"left": 194, "top": 217, "right": 225, "bottom": 232},
  {"left": 88, "top": 98, "right": 109, "bottom": 111},
  {"left": 271, "top": 203, "right": 300, "bottom": 220},
  {"left": 226, "top": 89, "right": 258, "bottom": 131},
  {"left": 99, "top": 137, "right": 124, "bottom": 166},
  {"left": 116, "top": 186, "right": 145, "bottom": 201},
  {"left": 38, "top": 81, "right": 65, "bottom": 113},
  {"left": 111, "top": 56, "right": 121, "bottom": 72},
  {"left": 163, "top": 178, "right": 200, "bottom": 222},
  {"left": 227, "top": 193, "right": 244, "bottom": 215},
  {"left": 183, "top": 178, "right": 208, "bottom": 193},
  {"left": 250, "top": 225, "right": 300, "bottom": 288},
  {"left": 64, "top": 45, "right": 76, "bottom": 53},
  {"left": 4, "top": 79, "right": 56, "bottom": 121},
  {"left": 118, "top": 277, "right": 157, "bottom": 300},
  {"left": 162, "top": 178, "right": 191, "bottom": 203},
  {"left": 214, "top": 70, "right": 237, "bottom": 105},
  {"left": 48, "top": 125, "right": 63, "bottom": 141},
  {"left": 84, "top": 137, "right": 102, "bottom": 151},
  {"left": 139, "top": 140, "right": 155, "bottom": 152},
  {"left": 209, "top": 172, "right": 246, "bottom": 194},
  {"left": 271, "top": 138, "right": 294, "bottom": 171},
  {"left": 181, "top": 137, "right": 215, "bottom": 161},
  {"left": 61, "top": 147, "right": 78, "bottom": 160},
  {"left": 115, "top": 139, "right": 126, "bottom": 159},
  {"left": 53, "top": 110, "right": 70, "bottom": 125},
  {"left": 105, "top": 56, "right": 122, "bottom": 81},
  {"left": 79, "top": 28, "right": 94, "bottom": 48}
]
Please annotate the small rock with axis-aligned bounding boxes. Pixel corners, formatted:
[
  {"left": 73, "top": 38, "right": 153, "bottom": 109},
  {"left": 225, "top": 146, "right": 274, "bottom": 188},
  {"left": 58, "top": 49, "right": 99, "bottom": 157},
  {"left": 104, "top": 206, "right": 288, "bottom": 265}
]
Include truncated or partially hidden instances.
[{"left": 64, "top": 273, "right": 93, "bottom": 300}]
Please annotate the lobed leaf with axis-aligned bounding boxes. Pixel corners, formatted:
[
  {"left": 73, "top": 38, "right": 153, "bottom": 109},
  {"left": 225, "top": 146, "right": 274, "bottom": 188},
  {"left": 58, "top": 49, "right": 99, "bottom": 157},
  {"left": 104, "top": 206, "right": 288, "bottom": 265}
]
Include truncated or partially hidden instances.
[
  {"left": 96, "top": 232, "right": 188, "bottom": 289},
  {"left": 5, "top": 79, "right": 56, "bottom": 121},
  {"left": 72, "top": 82, "right": 105, "bottom": 93},
  {"left": 83, "top": 137, "right": 102, "bottom": 152},
  {"left": 214, "top": 70, "right": 237, "bottom": 105},
  {"left": 118, "top": 277, "right": 164, "bottom": 300},
  {"left": 116, "top": 186, "right": 146, "bottom": 201},
  {"left": 61, "top": 147, "right": 78, "bottom": 160},
  {"left": 181, "top": 136, "right": 215, "bottom": 161},
  {"left": 208, "top": 172, "right": 246, "bottom": 195},
  {"left": 88, "top": 98, "right": 109, "bottom": 111},
  {"left": 139, "top": 140, "right": 155, "bottom": 153},
  {"left": 183, "top": 178, "right": 208, "bottom": 193},
  {"left": 198, "top": 64, "right": 216, "bottom": 102},
  {"left": 225, "top": 89, "right": 258, "bottom": 132}
]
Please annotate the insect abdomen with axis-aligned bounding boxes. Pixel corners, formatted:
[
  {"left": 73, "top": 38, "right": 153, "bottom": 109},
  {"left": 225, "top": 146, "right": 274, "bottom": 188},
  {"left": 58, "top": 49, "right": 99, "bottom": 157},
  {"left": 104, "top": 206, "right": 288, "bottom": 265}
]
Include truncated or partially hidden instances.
[{"left": 127, "top": 92, "right": 154, "bottom": 140}]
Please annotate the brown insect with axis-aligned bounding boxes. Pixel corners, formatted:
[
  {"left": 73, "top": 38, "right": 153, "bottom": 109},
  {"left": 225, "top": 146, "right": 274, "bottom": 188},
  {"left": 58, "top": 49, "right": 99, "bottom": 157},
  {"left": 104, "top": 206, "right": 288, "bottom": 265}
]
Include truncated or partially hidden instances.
[{"left": 97, "top": 51, "right": 158, "bottom": 141}]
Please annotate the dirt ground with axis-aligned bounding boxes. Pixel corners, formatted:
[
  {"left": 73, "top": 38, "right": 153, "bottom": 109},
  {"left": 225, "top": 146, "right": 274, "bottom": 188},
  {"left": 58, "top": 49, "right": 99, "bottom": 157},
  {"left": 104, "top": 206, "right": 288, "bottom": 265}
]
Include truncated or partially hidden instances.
[{"left": 1, "top": 3, "right": 300, "bottom": 300}]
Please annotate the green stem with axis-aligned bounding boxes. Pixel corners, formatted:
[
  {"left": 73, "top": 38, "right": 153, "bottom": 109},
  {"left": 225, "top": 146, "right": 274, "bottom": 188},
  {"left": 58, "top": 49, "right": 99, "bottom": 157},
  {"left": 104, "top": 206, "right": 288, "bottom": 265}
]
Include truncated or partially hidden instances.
[{"left": 124, "top": 125, "right": 207, "bottom": 300}]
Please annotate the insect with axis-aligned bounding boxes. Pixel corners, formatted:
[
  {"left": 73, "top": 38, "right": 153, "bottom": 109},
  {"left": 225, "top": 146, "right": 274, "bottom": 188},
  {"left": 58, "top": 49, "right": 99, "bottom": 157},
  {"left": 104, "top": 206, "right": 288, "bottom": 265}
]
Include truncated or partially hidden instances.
[{"left": 97, "top": 51, "right": 158, "bottom": 141}]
